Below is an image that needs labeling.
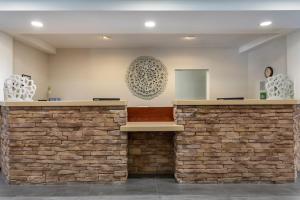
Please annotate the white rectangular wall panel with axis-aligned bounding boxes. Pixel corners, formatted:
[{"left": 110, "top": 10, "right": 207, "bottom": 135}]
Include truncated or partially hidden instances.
[{"left": 0, "top": 32, "right": 13, "bottom": 101}]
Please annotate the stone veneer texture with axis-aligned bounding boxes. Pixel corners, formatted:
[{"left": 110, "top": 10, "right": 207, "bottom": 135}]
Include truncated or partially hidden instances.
[
  {"left": 175, "top": 105, "right": 296, "bottom": 183},
  {"left": 294, "top": 105, "right": 300, "bottom": 171},
  {"left": 128, "top": 132, "right": 174, "bottom": 175},
  {"left": 0, "top": 106, "right": 127, "bottom": 184},
  {"left": 0, "top": 107, "right": 3, "bottom": 172}
]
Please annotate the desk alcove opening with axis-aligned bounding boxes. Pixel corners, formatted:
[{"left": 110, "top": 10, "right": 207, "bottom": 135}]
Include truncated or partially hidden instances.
[{"left": 124, "top": 107, "right": 181, "bottom": 178}]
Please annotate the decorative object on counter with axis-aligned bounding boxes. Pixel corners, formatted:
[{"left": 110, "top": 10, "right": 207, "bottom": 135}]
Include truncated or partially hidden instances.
[
  {"left": 21, "top": 74, "right": 31, "bottom": 80},
  {"left": 264, "top": 66, "right": 273, "bottom": 78},
  {"left": 93, "top": 98, "right": 120, "bottom": 101},
  {"left": 48, "top": 97, "right": 62, "bottom": 101},
  {"left": 47, "top": 86, "right": 52, "bottom": 100},
  {"left": 126, "top": 56, "right": 168, "bottom": 100},
  {"left": 260, "top": 80, "right": 267, "bottom": 99},
  {"left": 260, "top": 91, "right": 267, "bottom": 100},
  {"left": 266, "top": 74, "right": 294, "bottom": 100},
  {"left": 3, "top": 74, "right": 36, "bottom": 101}
]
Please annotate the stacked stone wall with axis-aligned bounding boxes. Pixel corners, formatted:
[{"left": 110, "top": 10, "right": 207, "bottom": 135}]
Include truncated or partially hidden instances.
[
  {"left": 175, "top": 105, "right": 296, "bottom": 183},
  {"left": 128, "top": 132, "right": 174, "bottom": 175},
  {"left": 1, "top": 106, "right": 127, "bottom": 184}
]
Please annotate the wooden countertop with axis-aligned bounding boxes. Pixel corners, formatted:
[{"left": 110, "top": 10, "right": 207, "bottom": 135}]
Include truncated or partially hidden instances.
[
  {"left": 0, "top": 100, "right": 127, "bottom": 107},
  {"left": 120, "top": 122, "right": 184, "bottom": 132},
  {"left": 1, "top": 99, "right": 297, "bottom": 107},
  {"left": 173, "top": 99, "right": 299, "bottom": 106}
]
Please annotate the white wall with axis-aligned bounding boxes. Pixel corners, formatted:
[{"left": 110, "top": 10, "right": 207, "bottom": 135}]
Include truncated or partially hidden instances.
[
  {"left": 0, "top": 32, "right": 13, "bottom": 101},
  {"left": 287, "top": 30, "right": 300, "bottom": 99},
  {"left": 48, "top": 48, "right": 248, "bottom": 106},
  {"left": 247, "top": 37, "right": 287, "bottom": 99},
  {"left": 3, "top": 35, "right": 294, "bottom": 104},
  {"left": 13, "top": 40, "right": 49, "bottom": 100}
]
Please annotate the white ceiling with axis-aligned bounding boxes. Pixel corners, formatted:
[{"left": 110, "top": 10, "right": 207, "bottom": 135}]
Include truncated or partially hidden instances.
[
  {"left": 0, "top": 0, "right": 299, "bottom": 52},
  {"left": 0, "top": 11, "right": 299, "bottom": 34},
  {"left": 1, "top": 0, "right": 300, "bottom": 11},
  {"left": 27, "top": 34, "right": 276, "bottom": 49}
]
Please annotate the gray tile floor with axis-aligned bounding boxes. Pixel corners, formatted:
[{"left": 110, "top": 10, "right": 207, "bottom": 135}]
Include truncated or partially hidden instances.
[{"left": 0, "top": 176, "right": 300, "bottom": 200}]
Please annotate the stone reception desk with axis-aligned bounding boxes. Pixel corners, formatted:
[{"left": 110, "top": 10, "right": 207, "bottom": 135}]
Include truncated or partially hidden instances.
[
  {"left": 174, "top": 100, "right": 299, "bottom": 183},
  {"left": 0, "top": 99, "right": 299, "bottom": 184},
  {"left": 0, "top": 101, "right": 128, "bottom": 184}
]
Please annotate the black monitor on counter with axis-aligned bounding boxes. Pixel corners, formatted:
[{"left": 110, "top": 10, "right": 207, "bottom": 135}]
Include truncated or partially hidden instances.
[
  {"left": 93, "top": 98, "right": 120, "bottom": 101},
  {"left": 217, "top": 97, "right": 244, "bottom": 100}
]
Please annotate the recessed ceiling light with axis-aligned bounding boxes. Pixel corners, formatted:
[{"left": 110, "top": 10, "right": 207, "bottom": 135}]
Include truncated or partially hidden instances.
[
  {"left": 102, "top": 35, "right": 112, "bottom": 40},
  {"left": 183, "top": 36, "right": 196, "bottom": 40},
  {"left": 144, "top": 21, "right": 156, "bottom": 28},
  {"left": 31, "top": 21, "right": 44, "bottom": 28},
  {"left": 260, "top": 21, "right": 272, "bottom": 27}
]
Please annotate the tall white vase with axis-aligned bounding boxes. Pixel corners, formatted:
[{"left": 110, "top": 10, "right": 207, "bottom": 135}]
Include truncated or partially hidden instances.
[
  {"left": 3, "top": 74, "right": 37, "bottom": 101},
  {"left": 265, "top": 74, "right": 294, "bottom": 100}
]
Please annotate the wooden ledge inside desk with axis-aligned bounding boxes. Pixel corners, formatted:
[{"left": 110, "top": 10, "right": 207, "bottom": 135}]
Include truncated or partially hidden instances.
[
  {"left": 173, "top": 99, "right": 299, "bottom": 106},
  {"left": 120, "top": 122, "right": 184, "bottom": 132},
  {"left": 0, "top": 100, "right": 127, "bottom": 107}
]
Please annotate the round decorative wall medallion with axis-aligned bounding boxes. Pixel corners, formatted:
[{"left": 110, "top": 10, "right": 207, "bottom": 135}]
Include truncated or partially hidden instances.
[{"left": 126, "top": 56, "right": 168, "bottom": 100}]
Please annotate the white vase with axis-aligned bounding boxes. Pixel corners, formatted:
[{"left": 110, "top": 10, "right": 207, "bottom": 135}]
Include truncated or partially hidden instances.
[
  {"left": 265, "top": 74, "right": 294, "bottom": 100},
  {"left": 3, "top": 74, "right": 37, "bottom": 101}
]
